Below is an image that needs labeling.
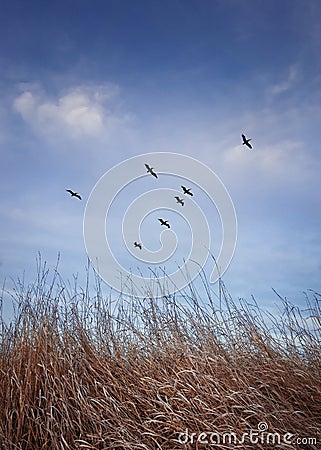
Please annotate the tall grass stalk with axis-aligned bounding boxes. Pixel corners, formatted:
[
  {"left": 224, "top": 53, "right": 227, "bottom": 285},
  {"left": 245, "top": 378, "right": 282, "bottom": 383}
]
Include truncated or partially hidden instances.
[{"left": 0, "top": 262, "right": 320, "bottom": 449}]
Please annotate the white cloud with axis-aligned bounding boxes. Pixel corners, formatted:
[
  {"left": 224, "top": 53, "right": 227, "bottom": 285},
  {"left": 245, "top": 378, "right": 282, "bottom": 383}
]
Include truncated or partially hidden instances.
[
  {"left": 13, "top": 84, "right": 129, "bottom": 140},
  {"left": 223, "top": 138, "right": 308, "bottom": 177}
]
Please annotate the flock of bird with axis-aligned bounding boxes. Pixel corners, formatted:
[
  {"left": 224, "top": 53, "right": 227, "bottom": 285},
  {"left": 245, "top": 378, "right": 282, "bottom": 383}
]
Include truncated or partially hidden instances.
[
  {"left": 134, "top": 172, "right": 192, "bottom": 250},
  {"left": 133, "top": 164, "right": 195, "bottom": 250},
  {"left": 66, "top": 133, "right": 253, "bottom": 251}
]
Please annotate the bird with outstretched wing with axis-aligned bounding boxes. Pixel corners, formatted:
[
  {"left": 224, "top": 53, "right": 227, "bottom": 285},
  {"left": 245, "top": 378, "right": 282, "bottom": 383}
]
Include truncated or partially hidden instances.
[
  {"left": 158, "top": 218, "right": 170, "bottom": 228},
  {"left": 241, "top": 133, "right": 253, "bottom": 149},
  {"left": 144, "top": 163, "right": 158, "bottom": 178},
  {"left": 174, "top": 196, "right": 184, "bottom": 206},
  {"left": 181, "top": 185, "right": 193, "bottom": 196},
  {"left": 66, "top": 189, "right": 82, "bottom": 200}
]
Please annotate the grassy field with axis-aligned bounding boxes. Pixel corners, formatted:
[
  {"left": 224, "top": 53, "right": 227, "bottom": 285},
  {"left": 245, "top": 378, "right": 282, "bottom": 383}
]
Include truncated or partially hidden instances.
[{"left": 0, "top": 264, "right": 320, "bottom": 449}]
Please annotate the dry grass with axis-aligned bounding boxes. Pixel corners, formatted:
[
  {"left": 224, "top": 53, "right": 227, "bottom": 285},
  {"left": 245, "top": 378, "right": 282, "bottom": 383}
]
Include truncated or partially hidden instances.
[{"left": 0, "top": 263, "right": 320, "bottom": 449}]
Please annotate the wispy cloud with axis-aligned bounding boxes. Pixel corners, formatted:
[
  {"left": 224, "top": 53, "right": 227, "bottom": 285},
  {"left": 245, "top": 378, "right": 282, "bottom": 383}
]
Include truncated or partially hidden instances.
[
  {"left": 223, "top": 138, "right": 312, "bottom": 183},
  {"left": 269, "top": 64, "right": 300, "bottom": 96}
]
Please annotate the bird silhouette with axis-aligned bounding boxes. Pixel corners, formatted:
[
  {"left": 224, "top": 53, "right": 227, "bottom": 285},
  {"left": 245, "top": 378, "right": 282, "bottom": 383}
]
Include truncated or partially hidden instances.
[
  {"left": 144, "top": 163, "right": 158, "bottom": 178},
  {"left": 134, "top": 241, "right": 142, "bottom": 250},
  {"left": 242, "top": 133, "right": 252, "bottom": 149},
  {"left": 174, "top": 196, "right": 184, "bottom": 206},
  {"left": 66, "top": 189, "right": 82, "bottom": 200},
  {"left": 181, "top": 185, "right": 193, "bottom": 196},
  {"left": 158, "top": 218, "right": 170, "bottom": 228}
]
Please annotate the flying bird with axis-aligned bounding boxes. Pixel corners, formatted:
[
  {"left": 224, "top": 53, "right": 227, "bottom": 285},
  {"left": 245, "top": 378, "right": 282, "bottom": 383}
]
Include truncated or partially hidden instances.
[
  {"left": 144, "top": 163, "right": 158, "bottom": 178},
  {"left": 181, "top": 185, "right": 193, "bottom": 196},
  {"left": 158, "top": 218, "right": 170, "bottom": 229},
  {"left": 174, "top": 196, "right": 184, "bottom": 206},
  {"left": 66, "top": 189, "right": 82, "bottom": 200},
  {"left": 134, "top": 241, "right": 142, "bottom": 250},
  {"left": 241, "top": 133, "right": 253, "bottom": 149}
]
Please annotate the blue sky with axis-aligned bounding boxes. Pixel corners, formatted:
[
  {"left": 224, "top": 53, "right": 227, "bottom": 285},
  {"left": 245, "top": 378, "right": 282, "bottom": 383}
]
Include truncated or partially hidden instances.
[{"left": 0, "top": 0, "right": 320, "bottom": 320}]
